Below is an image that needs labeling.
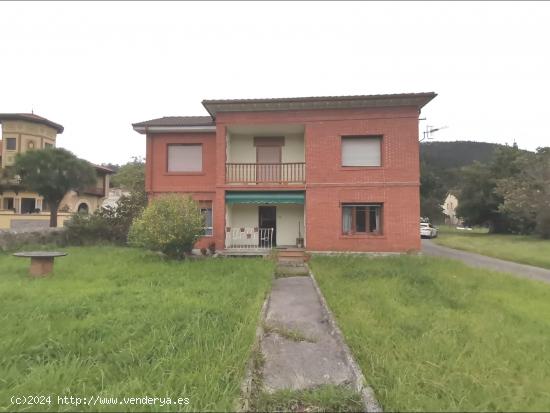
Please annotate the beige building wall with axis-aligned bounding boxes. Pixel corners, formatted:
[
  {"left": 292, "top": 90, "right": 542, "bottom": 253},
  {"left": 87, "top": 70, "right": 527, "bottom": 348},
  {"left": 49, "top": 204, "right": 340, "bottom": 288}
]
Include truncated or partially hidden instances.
[
  {"left": 1, "top": 120, "right": 57, "bottom": 167},
  {"left": 0, "top": 211, "right": 71, "bottom": 230},
  {"left": 59, "top": 191, "right": 104, "bottom": 213},
  {"left": 226, "top": 203, "right": 305, "bottom": 246},
  {"left": 227, "top": 134, "right": 305, "bottom": 163},
  {"left": 275, "top": 204, "right": 305, "bottom": 246}
]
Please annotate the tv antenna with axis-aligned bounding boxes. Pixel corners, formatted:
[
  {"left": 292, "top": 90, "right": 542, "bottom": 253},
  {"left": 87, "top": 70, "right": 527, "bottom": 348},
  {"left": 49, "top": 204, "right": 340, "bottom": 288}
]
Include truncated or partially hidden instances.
[{"left": 421, "top": 124, "right": 448, "bottom": 142}]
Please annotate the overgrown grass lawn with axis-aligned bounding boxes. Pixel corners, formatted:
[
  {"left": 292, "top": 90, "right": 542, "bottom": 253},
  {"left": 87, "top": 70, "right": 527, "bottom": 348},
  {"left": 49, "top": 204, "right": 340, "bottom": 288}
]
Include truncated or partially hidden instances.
[
  {"left": 434, "top": 226, "right": 550, "bottom": 269},
  {"left": 0, "top": 247, "right": 273, "bottom": 412},
  {"left": 310, "top": 255, "right": 550, "bottom": 411}
]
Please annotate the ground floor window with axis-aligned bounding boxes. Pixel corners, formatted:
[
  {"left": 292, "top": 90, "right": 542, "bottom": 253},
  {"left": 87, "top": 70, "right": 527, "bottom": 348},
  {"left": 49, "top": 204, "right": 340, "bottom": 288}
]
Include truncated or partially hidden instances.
[
  {"left": 342, "top": 203, "right": 382, "bottom": 234},
  {"left": 2, "top": 197, "right": 14, "bottom": 210},
  {"left": 200, "top": 201, "right": 213, "bottom": 236}
]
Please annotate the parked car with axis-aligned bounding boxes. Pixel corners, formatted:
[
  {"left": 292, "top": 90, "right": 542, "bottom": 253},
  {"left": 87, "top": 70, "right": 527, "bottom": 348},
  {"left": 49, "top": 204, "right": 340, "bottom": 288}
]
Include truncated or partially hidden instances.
[{"left": 420, "top": 222, "right": 438, "bottom": 238}]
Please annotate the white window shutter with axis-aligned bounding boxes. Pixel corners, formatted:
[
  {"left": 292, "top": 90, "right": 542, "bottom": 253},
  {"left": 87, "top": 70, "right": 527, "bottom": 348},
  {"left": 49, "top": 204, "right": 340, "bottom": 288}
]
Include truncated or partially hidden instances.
[
  {"left": 341, "top": 137, "right": 381, "bottom": 166},
  {"left": 168, "top": 145, "right": 203, "bottom": 172}
]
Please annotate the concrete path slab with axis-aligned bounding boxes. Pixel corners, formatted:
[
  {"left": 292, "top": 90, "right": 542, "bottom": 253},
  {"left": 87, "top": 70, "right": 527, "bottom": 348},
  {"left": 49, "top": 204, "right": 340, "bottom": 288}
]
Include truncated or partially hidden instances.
[
  {"left": 422, "top": 239, "right": 550, "bottom": 284},
  {"left": 261, "top": 276, "right": 355, "bottom": 392}
]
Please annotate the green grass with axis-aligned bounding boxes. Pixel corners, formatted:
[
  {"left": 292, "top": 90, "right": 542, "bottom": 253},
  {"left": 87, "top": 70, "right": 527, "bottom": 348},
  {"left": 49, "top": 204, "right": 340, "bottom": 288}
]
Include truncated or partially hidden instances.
[
  {"left": 251, "top": 385, "right": 363, "bottom": 412},
  {"left": 0, "top": 246, "right": 273, "bottom": 412},
  {"left": 310, "top": 255, "right": 550, "bottom": 412},
  {"left": 433, "top": 225, "right": 550, "bottom": 269}
]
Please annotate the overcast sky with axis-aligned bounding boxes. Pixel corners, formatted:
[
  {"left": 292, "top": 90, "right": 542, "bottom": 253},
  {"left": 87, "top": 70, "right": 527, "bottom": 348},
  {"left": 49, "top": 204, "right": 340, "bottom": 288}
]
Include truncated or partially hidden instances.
[{"left": 1, "top": 1, "right": 549, "bottom": 165}]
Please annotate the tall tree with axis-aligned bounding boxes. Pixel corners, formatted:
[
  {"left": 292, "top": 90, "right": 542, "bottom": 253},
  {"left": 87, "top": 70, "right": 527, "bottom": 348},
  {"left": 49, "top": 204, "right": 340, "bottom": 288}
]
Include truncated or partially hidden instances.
[
  {"left": 497, "top": 147, "right": 550, "bottom": 238},
  {"left": 14, "top": 148, "right": 97, "bottom": 227},
  {"left": 456, "top": 144, "right": 523, "bottom": 233},
  {"left": 420, "top": 157, "right": 447, "bottom": 222},
  {"left": 110, "top": 157, "right": 145, "bottom": 193}
]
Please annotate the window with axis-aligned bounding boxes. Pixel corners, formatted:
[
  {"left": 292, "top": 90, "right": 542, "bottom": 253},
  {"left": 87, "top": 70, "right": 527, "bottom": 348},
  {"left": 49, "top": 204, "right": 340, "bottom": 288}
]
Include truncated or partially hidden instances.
[
  {"left": 2, "top": 197, "right": 14, "bottom": 210},
  {"left": 341, "top": 136, "right": 381, "bottom": 167},
  {"left": 200, "top": 201, "right": 213, "bottom": 236},
  {"left": 6, "top": 138, "right": 16, "bottom": 151},
  {"left": 45, "top": 142, "right": 53, "bottom": 148},
  {"left": 167, "top": 144, "right": 202, "bottom": 172},
  {"left": 342, "top": 204, "right": 382, "bottom": 234}
]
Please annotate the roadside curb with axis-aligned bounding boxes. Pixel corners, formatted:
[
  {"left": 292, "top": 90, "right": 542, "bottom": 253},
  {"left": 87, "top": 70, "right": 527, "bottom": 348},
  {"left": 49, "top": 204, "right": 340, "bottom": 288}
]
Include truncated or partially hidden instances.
[
  {"left": 307, "top": 265, "right": 383, "bottom": 413},
  {"left": 237, "top": 285, "right": 271, "bottom": 412}
]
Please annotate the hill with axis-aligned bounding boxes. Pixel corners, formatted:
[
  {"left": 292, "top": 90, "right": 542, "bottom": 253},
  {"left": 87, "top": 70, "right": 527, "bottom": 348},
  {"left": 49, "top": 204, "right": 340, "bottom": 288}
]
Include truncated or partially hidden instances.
[{"left": 420, "top": 141, "right": 504, "bottom": 169}]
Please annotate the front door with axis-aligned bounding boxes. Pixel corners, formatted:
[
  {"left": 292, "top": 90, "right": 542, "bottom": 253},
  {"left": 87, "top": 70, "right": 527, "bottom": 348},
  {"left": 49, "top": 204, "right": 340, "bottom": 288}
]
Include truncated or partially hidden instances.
[
  {"left": 259, "top": 206, "right": 276, "bottom": 247},
  {"left": 256, "top": 146, "right": 281, "bottom": 182}
]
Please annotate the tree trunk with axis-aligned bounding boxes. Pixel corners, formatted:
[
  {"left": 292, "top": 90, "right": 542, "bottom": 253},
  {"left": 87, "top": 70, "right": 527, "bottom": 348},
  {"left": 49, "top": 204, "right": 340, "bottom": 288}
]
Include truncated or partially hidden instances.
[{"left": 49, "top": 202, "right": 58, "bottom": 228}]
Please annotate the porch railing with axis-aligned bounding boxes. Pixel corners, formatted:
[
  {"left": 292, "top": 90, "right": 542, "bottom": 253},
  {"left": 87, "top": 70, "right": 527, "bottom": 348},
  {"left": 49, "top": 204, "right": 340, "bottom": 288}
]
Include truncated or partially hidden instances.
[
  {"left": 225, "top": 162, "right": 305, "bottom": 184},
  {"left": 225, "top": 227, "right": 274, "bottom": 249}
]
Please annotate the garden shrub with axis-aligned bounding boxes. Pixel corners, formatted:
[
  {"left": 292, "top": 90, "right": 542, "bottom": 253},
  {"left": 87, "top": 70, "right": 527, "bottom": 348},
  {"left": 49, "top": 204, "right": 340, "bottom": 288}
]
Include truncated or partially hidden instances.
[
  {"left": 65, "top": 190, "right": 147, "bottom": 245},
  {"left": 128, "top": 194, "right": 204, "bottom": 258}
]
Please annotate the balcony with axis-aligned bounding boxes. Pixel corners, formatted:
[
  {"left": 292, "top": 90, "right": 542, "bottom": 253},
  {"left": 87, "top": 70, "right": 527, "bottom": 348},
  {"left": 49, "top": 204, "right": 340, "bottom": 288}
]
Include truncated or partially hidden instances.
[{"left": 226, "top": 162, "right": 305, "bottom": 184}]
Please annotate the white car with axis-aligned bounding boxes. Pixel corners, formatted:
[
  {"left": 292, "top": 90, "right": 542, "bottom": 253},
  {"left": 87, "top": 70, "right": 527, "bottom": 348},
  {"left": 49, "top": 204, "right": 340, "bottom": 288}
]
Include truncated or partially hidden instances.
[{"left": 420, "top": 222, "right": 438, "bottom": 238}]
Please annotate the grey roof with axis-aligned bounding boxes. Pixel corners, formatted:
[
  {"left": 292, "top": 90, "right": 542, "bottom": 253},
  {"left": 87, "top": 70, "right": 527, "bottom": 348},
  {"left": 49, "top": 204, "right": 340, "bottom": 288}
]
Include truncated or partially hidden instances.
[
  {"left": 202, "top": 92, "right": 437, "bottom": 118},
  {"left": 132, "top": 116, "right": 214, "bottom": 128},
  {"left": 133, "top": 92, "right": 437, "bottom": 129},
  {"left": 0, "top": 113, "right": 64, "bottom": 133}
]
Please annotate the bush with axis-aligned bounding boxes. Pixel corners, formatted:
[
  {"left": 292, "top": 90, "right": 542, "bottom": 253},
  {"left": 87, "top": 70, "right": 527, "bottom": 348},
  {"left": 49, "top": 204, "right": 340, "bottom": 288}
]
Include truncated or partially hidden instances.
[
  {"left": 128, "top": 194, "right": 204, "bottom": 258},
  {"left": 65, "top": 190, "right": 147, "bottom": 245}
]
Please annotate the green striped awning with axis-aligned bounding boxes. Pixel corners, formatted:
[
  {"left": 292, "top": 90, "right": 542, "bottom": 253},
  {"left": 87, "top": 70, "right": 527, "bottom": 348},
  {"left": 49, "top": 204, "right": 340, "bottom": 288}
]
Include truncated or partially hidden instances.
[{"left": 225, "top": 191, "right": 305, "bottom": 204}]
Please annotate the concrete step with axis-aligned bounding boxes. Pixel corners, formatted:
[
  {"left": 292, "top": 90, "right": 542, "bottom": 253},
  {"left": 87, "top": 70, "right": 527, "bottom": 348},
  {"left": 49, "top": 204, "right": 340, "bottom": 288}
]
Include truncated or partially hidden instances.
[
  {"left": 278, "top": 251, "right": 307, "bottom": 258},
  {"left": 277, "top": 257, "right": 306, "bottom": 264},
  {"left": 275, "top": 264, "right": 309, "bottom": 277}
]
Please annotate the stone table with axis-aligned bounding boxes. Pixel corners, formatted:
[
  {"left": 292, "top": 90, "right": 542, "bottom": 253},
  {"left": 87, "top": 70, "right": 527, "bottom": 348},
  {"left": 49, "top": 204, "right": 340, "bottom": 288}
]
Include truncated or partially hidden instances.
[{"left": 13, "top": 251, "right": 67, "bottom": 277}]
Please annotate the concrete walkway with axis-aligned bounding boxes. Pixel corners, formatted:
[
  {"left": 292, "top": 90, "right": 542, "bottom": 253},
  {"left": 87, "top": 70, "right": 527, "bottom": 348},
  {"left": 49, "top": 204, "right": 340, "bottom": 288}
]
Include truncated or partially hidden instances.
[
  {"left": 422, "top": 239, "right": 550, "bottom": 284},
  {"left": 261, "top": 276, "right": 356, "bottom": 392}
]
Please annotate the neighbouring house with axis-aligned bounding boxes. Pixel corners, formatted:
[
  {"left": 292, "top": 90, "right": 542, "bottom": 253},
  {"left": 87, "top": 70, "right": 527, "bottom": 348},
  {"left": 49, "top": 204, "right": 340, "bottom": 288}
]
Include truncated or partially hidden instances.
[
  {"left": 132, "top": 92, "right": 436, "bottom": 253},
  {"left": 442, "top": 193, "right": 462, "bottom": 226},
  {"left": 101, "top": 187, "right": 132, "bottom": 210},
  {"left": 0, "top": 113, "right": 112, "bottom": 231}
]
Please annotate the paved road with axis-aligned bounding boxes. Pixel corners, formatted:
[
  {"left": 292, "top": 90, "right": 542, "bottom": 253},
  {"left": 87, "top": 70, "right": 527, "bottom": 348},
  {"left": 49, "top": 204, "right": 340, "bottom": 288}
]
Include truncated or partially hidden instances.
[{"left": 422, "top": 239, "right": 550, "bottom": 284}]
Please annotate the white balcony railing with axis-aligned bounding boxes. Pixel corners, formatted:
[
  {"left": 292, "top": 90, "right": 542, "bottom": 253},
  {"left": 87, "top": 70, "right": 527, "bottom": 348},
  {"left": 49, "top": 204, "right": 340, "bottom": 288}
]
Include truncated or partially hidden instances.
[{"left": 225, "top": 227, "right": 274, "bottom": 249}]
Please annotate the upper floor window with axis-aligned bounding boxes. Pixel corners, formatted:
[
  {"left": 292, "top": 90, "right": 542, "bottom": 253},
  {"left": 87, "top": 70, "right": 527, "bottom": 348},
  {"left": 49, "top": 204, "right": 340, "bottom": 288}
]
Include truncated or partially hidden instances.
[
  {"left": 6, "top": 138, "right": 16, "bottom": 151},
  {"left": 167, "top": 144, "right": 202, "bottom": 173},
  {"left": 341, "top": 136, "right": 382, "bottom": 167}
]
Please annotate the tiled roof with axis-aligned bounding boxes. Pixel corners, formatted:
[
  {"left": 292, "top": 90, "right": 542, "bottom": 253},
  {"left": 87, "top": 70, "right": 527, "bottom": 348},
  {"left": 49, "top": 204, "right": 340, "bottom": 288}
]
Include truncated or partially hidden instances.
[
  {"left": 0, "top": 113, "right": 64, "bottom": 133},
  {"left": 202, "top": 92, "right": 437, "bottom": 118},
  {"left": 92, "top": 163, "right": 114, "bottom": 174},
  {"left": 202, "top": 92, "right": 436, "bottom": 105},
  {"left": 132, "top": 116, "right": 214, "bottom": 128}
]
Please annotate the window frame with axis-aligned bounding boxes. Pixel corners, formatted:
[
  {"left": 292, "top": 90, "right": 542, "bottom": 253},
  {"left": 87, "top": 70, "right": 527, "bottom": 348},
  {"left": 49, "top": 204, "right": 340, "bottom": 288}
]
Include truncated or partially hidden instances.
[
  {"left": 166, "top": 143, "right": 204, "bottom": 174},
  {"left": 340, "top": 135, "right": 383, "bottom": 168},
  {"left": 5, "top": 137, "right": 17, "bottom": 151},
  {"left": 341, "top": 203, "right": 383, "bottom": 236},
  {"left": 200, "top": 202, "right": 213, "bottom": 237}
]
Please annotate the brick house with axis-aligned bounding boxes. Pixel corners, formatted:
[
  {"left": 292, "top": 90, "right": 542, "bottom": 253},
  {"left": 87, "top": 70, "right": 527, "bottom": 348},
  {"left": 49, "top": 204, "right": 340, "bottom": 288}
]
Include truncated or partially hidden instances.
[{"left": 132, "top": 93, "right": 436, "bottom": 253}]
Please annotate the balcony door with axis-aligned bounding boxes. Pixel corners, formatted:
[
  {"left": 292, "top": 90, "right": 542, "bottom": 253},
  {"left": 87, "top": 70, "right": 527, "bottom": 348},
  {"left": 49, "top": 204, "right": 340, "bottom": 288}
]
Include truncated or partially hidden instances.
[{"left": 256, "top": 146, "right": 281, "bottom": 182}]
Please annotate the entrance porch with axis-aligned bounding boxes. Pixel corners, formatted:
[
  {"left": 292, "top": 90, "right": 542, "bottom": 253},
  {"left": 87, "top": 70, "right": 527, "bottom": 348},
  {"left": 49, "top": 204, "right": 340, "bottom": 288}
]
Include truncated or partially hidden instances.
[{"left": 224, "top": 191, "right": 305, "bottom": 253}]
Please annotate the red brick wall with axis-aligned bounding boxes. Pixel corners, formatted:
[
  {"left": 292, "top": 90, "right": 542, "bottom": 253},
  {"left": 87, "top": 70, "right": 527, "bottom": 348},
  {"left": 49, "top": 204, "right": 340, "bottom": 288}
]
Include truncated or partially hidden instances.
[
  {"left": 215, "top": 106, "right": 421, "bottom": 252},
  {"left": 146, "top": 132, "right": 217, "bottom": 249},
  {"left": 147, "top": 106, "right": 422, "bottom": 252}
]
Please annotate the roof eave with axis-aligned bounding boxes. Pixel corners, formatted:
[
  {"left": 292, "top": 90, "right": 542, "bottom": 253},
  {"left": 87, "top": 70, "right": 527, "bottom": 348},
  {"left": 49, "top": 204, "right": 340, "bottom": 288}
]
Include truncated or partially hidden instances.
[
  {"left": 133, "top": 125, "right": 217, "bottom": 134},
  {"left": 202, "top": 92, "right": 437, "bottom": 118}
]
